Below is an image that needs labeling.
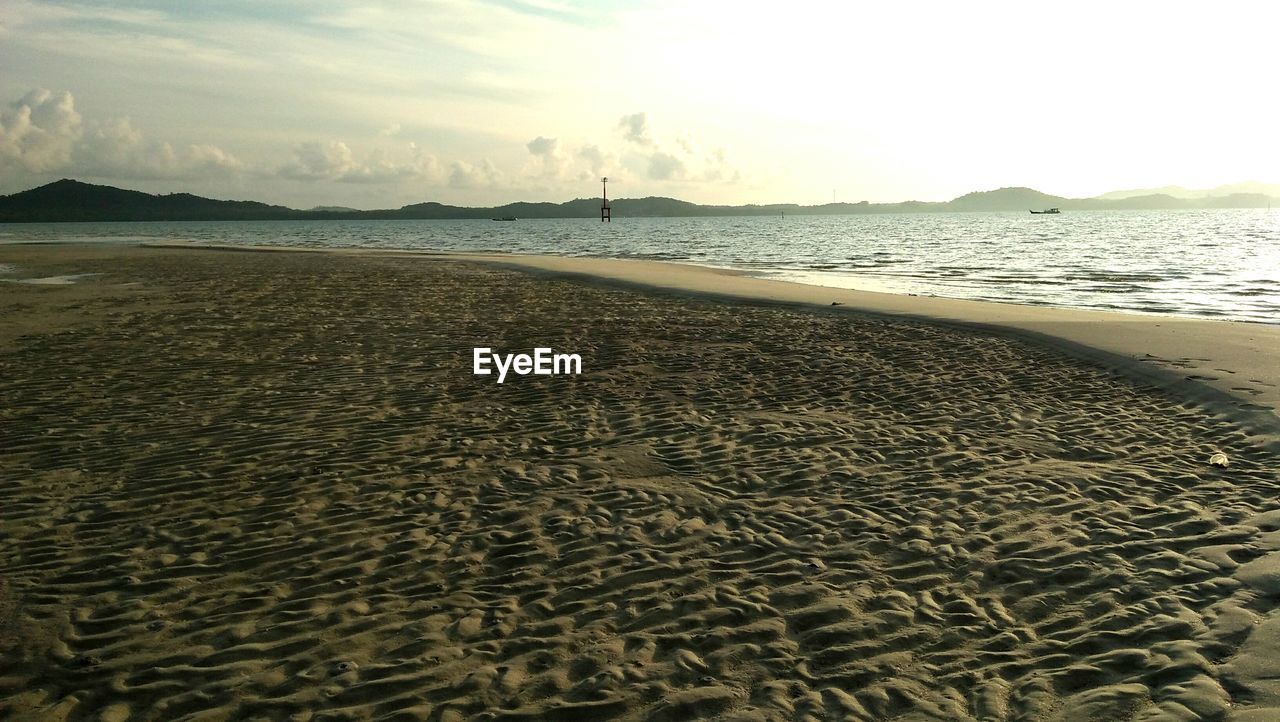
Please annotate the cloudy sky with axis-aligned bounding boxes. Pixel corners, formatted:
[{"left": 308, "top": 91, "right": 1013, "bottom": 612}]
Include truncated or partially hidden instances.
[{"left": 1, "top": 1, "right": 1276, "bottom": 208}]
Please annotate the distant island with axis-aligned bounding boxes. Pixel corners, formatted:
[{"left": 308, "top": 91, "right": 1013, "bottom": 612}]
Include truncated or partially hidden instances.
[{"left": 0, "top": 178, "right": 1276, "bottom": 223}]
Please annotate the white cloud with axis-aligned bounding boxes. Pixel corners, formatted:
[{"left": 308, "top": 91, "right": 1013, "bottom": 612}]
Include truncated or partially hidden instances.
[
  {"left": 0, "top": 89, "right": 242, "bottom": 182},
  {"left": 525, "top": 135, "right": 569, "bottom": 179},
  {"left": 647, "top": 151, "right": 685, "bottom": 181},
  {"left": 526, "top": 136, "right": 558, "bottom": 157},
  {"left": 618, "top": 112, "right": 653, "bottom": 146},
  {"left": 278, "top": 139, "right": 447, "bottom": 184},
  {"left": 492, "top": 113, "right": 744, "bottom": 193},
  {"left": 278, "top": 140, "right": 358, "bottom": 180},
  {"left": 407, "top": 143, "right": 446, "bottom": 184},
  {"left": 338, "top": 147, "right": 421, "bottom": 184},
  {"left": 448, "top": 159, "right": 503, "bottom": 189},
  {"left": 0, "top": 88, "right": 743, "bottom": 202},
  {"left": 0, "top": 89, "right": 82, "bottom": 173},
  {"left": 76, "top": 117, "right": 242, "bottom": 180},
  {"left": 700, "top": 147, "right": 739, "bottom": 183},
  {"left": 615, "top": 116, "right": 740, "bottom": 186},
  {"left": 577, "top": 144, "right": 619, "bottom": 179},
  {"left": 615, "top": 118, "right": 743, "bottom": 186}
]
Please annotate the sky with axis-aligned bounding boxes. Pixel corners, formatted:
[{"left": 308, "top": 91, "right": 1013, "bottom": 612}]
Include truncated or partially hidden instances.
[{"left": 1, "top": 0, "right": 1277, "bottom": 208}]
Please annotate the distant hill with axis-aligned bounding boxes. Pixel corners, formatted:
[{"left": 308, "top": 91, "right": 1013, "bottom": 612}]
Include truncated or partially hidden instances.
[
  {"left": 1097, "top": 185, "right": 1198, "bottom": 200},
  {"left": 0, "top": 178, "right": 1277, "bottom": 223},
  {"left": 0, "top": 179, "right": 298, "bottom": 222},
  {"left": 947, "top": 187, "right": 1067, "bottom": 211},
  {"left": 1098, "top": 181, "right": 1280, "bottom": 200}
]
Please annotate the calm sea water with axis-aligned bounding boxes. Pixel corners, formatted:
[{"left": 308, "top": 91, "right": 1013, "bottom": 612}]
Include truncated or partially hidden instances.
[{"left": 2, "top": 209, "right": 1277, "bottom": 324}]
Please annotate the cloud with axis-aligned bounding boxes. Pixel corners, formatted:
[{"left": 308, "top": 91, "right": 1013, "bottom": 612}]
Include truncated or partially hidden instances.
[
  {"left": 76, "top": 118, "right": 242, "bottom": 180},
  {"left": 449, "top": 159, "right": 503, "bottom": 189},
  {"left": 277, "top": 140, "right": 439, "bottom": 184},
  {"left": 647, "top": 151, "right": 686, "bottom": 181},
  {"left": 526, "top": 136, "right": 559, "bottom": 156},
  {"left": 527, "top": 115, "right": 745, "bottom": 189},
  {"left": 526, "top": 137, "right": 628, "bottom": 186},
  {"left": 340, "top": 147, "right": 423, "bottom": 184},
  {"left": 641, "top": 145, "right": 738, "bottom": 184},
  {"left": 278, "top": 140, "right": 357, "bottom": 180},
  {"left": 613, "top": 116, "right": 741, "bottom": 186},
  {"left": 700, "top": 147, "right": 739, "bottom": 183},
  {"left": 407, "top": 142, "right": 446, "bottom": 184},
  {"left": 618, "top": 112, "right": 653, "bottom": 146},
  {"left": 525, "top": 135, "right": 569, "bottom": 179},
  {"left": 0, "top": 89, "right": 82, "bottom": 174},
  {"left": 0, "top": 89, "right": 742, "bottom": 200},
  {"left": 577, "top": 144, "right": 614, "bottom": 177},
  {"left": 1, "top": 89, "right": 241, "bottom": 182}
]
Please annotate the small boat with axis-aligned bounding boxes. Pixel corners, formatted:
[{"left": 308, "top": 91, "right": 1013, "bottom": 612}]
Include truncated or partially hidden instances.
[
  {"left": 1029, "top": 208, "right": 1060, "bottom": 214},
  {"left": 491, "top": 216, "right": 517, "bottom": 221}
]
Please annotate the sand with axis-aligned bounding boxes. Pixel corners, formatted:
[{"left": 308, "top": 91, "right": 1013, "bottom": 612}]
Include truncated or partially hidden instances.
[
  {"left": 446, "top": 254, "right": 1280, "bottom": 446},
  {"left": 1, "top": 244, "right": 1278, "bottom": 721}
]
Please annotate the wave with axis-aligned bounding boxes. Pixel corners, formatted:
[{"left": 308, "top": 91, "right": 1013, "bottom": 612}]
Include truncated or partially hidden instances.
[{"left": 2, "top": 212, "right": 1276, "bottom": 324}]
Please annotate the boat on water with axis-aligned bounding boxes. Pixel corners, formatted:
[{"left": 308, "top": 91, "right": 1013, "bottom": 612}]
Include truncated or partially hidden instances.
[
  {"left": 1030, "top": 208, "right": 1061, "bottom": 214},
  {"left": 491, "top": 217, "right": 517, "bottom": 221}
]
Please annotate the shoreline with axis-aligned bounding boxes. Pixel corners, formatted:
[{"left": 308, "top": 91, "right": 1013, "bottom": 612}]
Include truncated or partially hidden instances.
[
  {"left": 142, "top": 242, "right": 1280, "bottom": 448},
  {"left": 7, "top": 235, "right": 1274, "bottom": 323},
  {"left": 5, "top": 207, "right": 1276, "bottom": 328}
]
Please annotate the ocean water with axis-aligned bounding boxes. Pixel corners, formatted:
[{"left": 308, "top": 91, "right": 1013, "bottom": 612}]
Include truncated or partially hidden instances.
[{"left": 2, "top": 209, "right": 1277, "bottom": 324}]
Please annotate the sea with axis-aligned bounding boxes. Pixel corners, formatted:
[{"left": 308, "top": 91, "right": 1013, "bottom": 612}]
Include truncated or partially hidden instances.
[{"left": 2, "top": 209, "right": 1277, "bottom": 324}]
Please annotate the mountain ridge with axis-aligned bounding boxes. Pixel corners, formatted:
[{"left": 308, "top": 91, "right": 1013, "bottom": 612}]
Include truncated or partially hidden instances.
[
  {"left": 1097, "top": 180, "right": 1280, "bottom": 200},
  {"left": 0, "top": 178, "right": 1276, "bottom": 223}
]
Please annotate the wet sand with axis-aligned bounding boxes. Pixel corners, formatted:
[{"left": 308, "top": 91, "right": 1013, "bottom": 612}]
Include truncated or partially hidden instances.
[
  {"left": 2, "top": 244, "right": 1279, "bottom": 721},
  {"left": 447, "top": 253, "right": 1280, "bottom": 446}
]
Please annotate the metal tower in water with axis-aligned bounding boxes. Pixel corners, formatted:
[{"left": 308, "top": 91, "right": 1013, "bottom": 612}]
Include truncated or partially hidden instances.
[{"left": 601, "top": 177, "right": 611, "bottom": 222}]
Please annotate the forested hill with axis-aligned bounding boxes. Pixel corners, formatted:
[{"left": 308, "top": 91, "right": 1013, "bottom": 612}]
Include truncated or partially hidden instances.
[{"left": 1, "top": 179, "right": 1276, "bottom": 223}]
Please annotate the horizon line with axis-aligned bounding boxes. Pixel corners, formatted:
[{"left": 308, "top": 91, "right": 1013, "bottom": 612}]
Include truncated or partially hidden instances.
[{"left": 5, "top": 177, "right": 1280, "bottom": 214}]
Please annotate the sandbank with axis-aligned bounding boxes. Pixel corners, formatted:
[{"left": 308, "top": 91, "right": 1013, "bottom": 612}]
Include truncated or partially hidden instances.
[
  {"left": 1, "top": 244, "right": 1277, "bottom": 721},
  {"left": 143, "top": 243, "right": 1280, "bottom": 441},
  {"left": 450, "top": 253, "right": 1280, "bottom": 445}
]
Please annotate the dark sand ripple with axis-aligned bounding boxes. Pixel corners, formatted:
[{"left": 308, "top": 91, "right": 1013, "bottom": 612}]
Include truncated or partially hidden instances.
[{"left": 0, "top": 246, "right": 1277, "bottom": 721}]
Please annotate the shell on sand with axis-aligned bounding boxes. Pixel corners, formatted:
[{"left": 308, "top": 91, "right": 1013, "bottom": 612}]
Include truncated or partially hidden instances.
[{"left": 1209, "top": 452, "right": 1230, "bottom": 468}]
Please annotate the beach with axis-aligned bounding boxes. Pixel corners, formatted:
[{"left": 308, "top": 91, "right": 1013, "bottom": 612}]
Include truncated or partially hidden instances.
[{"left": 2, "top": 244, "right": 1279, "bottom": 720}]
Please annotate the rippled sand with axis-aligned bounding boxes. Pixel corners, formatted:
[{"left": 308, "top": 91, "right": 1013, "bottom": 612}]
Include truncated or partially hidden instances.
[{"left": 1, "top": 245, "right": 1278, "bottom": 721}]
